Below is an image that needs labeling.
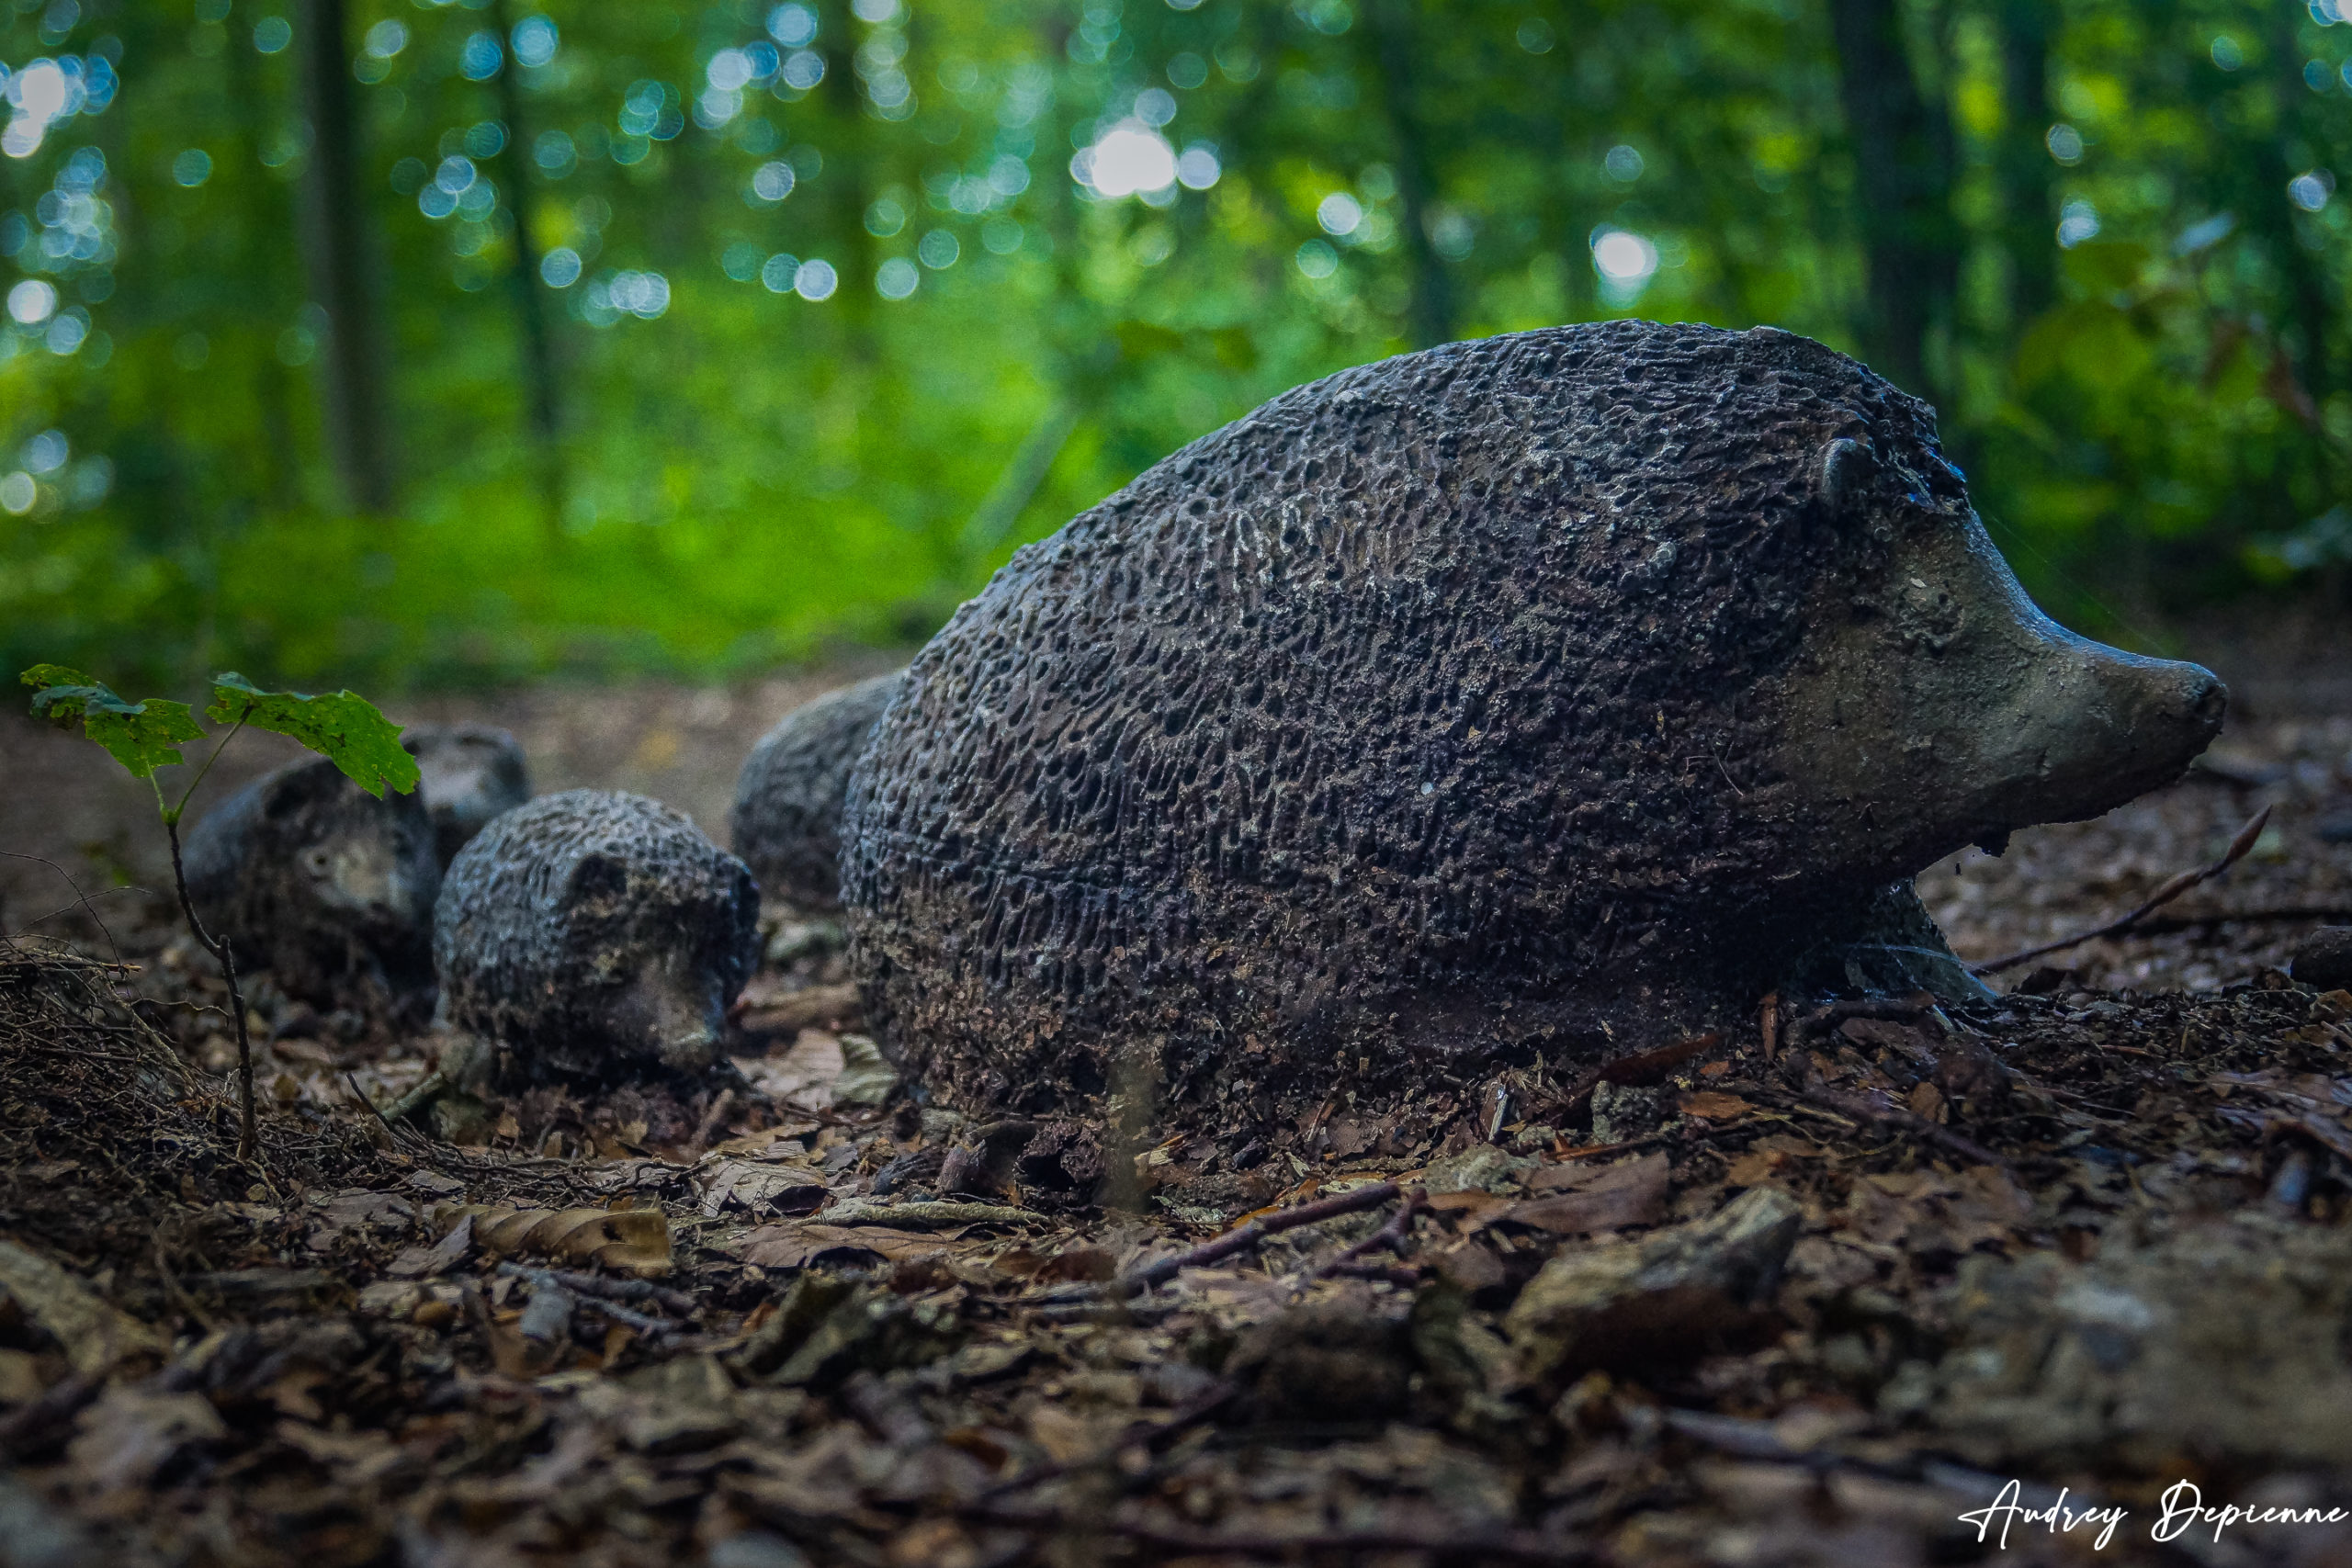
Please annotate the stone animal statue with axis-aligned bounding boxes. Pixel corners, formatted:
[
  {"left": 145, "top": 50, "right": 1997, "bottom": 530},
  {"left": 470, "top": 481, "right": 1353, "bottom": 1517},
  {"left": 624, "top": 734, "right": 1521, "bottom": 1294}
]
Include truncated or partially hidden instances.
[
  {"left": 182, "top": 755, "right": 441, "bottom": 1021},
  {"left": 401, "top": 722, "right": 532, "bottom": 868},
  {"left": 840, "top": 321, "right": 2224, "bottom": 1128},
  {"left": 433, "top": 789, "right": 760, "bottom": 1083},
  {"left": 729, "top": 672, "right": 904, "bottom": 911}
]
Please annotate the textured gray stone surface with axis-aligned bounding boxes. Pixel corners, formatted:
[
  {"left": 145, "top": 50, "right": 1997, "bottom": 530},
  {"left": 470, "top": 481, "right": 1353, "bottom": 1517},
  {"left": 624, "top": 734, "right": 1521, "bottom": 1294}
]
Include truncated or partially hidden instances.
[
  {"left": 730, "top": 672, "right": 903, "bottom": 911},
  {"left": 401, "top": 722, "right": 532, "bottom": 869},
  {"left": 182, "top": 755, "right": 440, "bottom": 1020},
  {"left": 842, "top": 321, "right": 2223, "bottom": 1125},
  {"left": 434, "top": 788, "right": 760, "bottom": 1082}
]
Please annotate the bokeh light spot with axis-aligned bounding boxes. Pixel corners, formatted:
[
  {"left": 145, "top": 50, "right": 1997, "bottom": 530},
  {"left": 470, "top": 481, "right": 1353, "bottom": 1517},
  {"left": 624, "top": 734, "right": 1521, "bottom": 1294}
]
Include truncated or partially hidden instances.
[
  {"left": 769, "top": 2, "right": 818, "bottom": 47},
  {"left": 1076, "top": 119, "right": 1176, "bottom": 198},
  {"left": 460, "top": 30, "right": 504, "bottom": 80},
  {"left": 1175, "top": 142, "right": 1220, "bottom": 188},
  {"left": 752, "top": 160, "right": 797, "bottom": 202},
  {"left": 1317, "top": 191, "right": 1362, "bottom": 236},
  {"left": 512, "top": 15, "right": 558, "bottom": 68},
  {"left": 172, "top": 148, "right": 212, "bottom": 186},
  {"left": 6, "top": 278, "right": 58, "bottom": 323},
  {"left": 794, "top": 257, "right": 838, "bottom": 299},
  {"left": 1591, "top": 227, "right": 1657, "bottom": 283}
]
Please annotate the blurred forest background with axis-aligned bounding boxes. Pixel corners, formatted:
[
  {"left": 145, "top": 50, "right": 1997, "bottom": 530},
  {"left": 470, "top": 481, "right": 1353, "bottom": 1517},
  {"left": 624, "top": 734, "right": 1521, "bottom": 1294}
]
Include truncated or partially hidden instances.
[{"left": 4, "top": 0, "right": 2351, "bottom": 692}]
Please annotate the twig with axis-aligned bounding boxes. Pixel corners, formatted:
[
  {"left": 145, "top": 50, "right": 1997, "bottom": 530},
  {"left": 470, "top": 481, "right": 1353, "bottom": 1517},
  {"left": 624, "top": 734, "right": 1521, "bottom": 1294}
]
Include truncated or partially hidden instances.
[
  {"left": 0, "top": 852, "right": 130, "bottom": 964},
  {"left": 1972, "top": 806, "right": 2272, "bottom": 975},
  {"left": 1526, "top": 1032, "right": 1725, "bottom": 1124},
  {"left": 493, "top": 1260, "right": 696, "bottom": 1317},
  {"left": 684, "top": 1087, "right": 737, "bottom": 1160},
  {"left": 164, "top": 814, "right": 257, "bottom": 1163},
  {"left": 1763, "top": 1082, "right": 2006, "bottom": 1168},
  {"left": 1313, "top": 1188, "right": 1422, "bottom": 1280},
  {"left": 1109, "top": 1180, "right": 1400, "bottom": 1299},
  {"left": 345, "top": 1070, "right": 446, "bottom": 1168},
  {"left": 152, "top": 1233, "right": 216, "bottom": 1334}
]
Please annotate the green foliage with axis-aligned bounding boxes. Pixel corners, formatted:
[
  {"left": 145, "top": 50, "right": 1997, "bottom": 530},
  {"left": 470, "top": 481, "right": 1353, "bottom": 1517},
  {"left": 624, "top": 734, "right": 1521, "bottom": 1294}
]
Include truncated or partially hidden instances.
[
  {"left": 20, "top": 662, "right": 415, "bottom": 805},
  {"left": 0, "top": 0, "right": 2344, "bottom": 693},
  {"left": 206, "top": 674, "right": 420, "bottom": 798},
  {"left": 20, "top": 664, "right": 204, "bottom": 780}
]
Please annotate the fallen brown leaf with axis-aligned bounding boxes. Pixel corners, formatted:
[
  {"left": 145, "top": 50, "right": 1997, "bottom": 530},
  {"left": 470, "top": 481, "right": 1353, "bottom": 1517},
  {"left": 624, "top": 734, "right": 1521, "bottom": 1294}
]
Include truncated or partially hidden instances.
[
  {"left": 1505, "top": 1153, "right": 1670, "bottom": 1235},
  {"left": 431, "top": 1203, "right": 673, "bottom": 1276}
]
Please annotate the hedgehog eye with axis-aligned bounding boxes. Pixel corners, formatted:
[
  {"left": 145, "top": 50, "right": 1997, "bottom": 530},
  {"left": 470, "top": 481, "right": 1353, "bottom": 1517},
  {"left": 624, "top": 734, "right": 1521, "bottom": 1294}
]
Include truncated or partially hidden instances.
[{"left": 1818, "top": 437, "right": 1875, "bottom": 513}]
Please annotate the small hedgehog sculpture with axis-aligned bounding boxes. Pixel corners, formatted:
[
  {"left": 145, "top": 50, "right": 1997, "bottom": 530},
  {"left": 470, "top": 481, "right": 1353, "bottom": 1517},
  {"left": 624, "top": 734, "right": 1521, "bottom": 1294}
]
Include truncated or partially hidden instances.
[
  {"left": 729, "top": 671, "right": 904, "bottom": 912},
  {"left": 432, "top": 789, "right": 760, "bottom": 1082},
  {"left": 182, "top": 754, "right": 440, "bottom": 1021},
  {"left": 841, "top": 321, "right": 2225, "bottom": 1129},
  {"left": 401, "top": 722, "right": 532, "bottom": 868}
]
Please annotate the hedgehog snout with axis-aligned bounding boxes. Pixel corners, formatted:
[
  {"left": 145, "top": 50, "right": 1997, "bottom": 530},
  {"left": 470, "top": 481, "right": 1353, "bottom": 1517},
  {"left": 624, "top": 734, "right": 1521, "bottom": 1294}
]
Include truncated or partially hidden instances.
[
  {"left": 1988, "top": 638, "right": 2227, "bottom": 828},
  {"left": 610, "top": 960, "right": 726, "bottom": 1072},
  {"left": 310, "top": 837, "right": 437, "bottom": 927}
]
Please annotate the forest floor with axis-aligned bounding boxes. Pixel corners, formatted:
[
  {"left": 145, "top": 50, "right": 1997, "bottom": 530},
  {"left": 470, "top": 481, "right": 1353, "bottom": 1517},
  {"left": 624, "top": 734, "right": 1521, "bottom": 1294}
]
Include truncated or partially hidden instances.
[{"left": 3, "top": 626, "right": 2352, "bottom": 1568}]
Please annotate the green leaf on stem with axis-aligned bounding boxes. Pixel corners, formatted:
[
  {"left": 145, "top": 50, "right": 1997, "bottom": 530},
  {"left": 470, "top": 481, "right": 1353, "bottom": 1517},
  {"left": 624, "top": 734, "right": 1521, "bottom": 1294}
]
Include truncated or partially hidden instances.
[
  {"left": 20, "top": 664, "right": 206, "bottom": 780},
  {"left": 206, "top": 672, "right": 420, "bottom": 798}
]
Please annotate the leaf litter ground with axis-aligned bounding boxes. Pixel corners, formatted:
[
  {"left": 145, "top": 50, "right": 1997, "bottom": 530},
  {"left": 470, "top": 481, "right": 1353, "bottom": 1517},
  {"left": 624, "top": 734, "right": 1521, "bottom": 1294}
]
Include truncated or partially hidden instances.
[{"left": 2, "top": 689, "right": 2351, "bottom": 1567}]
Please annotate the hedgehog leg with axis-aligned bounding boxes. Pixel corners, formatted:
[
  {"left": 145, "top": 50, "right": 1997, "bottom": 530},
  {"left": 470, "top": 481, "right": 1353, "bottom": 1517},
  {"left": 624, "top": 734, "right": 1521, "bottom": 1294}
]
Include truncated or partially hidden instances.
[{"left": 1776, "top": 881, "right": 1991, "bottom": 1004}]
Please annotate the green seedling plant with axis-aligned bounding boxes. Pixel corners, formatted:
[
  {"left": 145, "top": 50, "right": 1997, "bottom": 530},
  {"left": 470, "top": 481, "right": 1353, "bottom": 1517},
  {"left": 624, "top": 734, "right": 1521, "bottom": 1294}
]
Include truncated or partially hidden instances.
[{"left": 21, "top": 664, "right": 419, "bottom": 1163}]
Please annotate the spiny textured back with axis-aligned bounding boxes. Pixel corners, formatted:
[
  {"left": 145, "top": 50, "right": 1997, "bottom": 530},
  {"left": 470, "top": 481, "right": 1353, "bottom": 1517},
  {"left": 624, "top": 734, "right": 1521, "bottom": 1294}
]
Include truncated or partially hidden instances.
[
  {"left": 730, "top": 671, "right": 905, "bottom": 911},
  {"left": 842, "top": 321, "right": 1959, "bottom": 1122},
  {"left": 435, "top": 789, "right": 759, "bottom": 1079}
]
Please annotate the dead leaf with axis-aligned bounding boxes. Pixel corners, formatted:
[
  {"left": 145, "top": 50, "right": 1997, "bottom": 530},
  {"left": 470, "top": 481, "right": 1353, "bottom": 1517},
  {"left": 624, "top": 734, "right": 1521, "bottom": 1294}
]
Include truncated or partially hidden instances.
[
  {"left": 738, "top": 984, "right": 863, "bottom": 1037},
  {"left": 66, "top": 1387, "right": 225, "bottom": 1494},
  {"left": 432, "top": 1203, "right": 673, "bottom": 1276},
  {"left": 1506, "top": 1153, "right": 1671, "bottom": 1235},
  {"left": 1424, "top": 1189, "right": 1516, "bottom": 1226},
  {"left": 697, "top": 1158, "right": 828, "bottom": 1218},
  {"left": 832, "top": 1033, "right": 899, "bottom": 1107},
  {"left": 733, "top": 1030, "right": 846, "bottom": 1110},
  {"left": 734, "top": 1223, "right": 958, "bottom": 1269},
  {"left": 0, "top": 1239, "right": 164, "bottom": 1374}
]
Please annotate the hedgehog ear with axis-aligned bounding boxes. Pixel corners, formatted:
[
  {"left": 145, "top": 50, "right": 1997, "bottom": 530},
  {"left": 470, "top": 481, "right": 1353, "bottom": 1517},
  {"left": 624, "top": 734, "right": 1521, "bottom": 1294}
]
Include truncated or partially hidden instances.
[
  {"left": 1818, "top": 437, "right": 1875, "bottom": 513},
  {"left": 571, "top": 854, "right": 626, "bottom": 899}
]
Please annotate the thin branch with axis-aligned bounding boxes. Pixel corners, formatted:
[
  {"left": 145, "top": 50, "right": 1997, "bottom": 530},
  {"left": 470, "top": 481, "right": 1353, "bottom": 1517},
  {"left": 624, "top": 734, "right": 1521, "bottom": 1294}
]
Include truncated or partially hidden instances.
[
  {"left": 165, "top": 812, "right": 256, "bottom": 1163},
  {"left": 1108, "top": 1180, "right": 1401, "bottom": 1299},
  {"left": 1972, "top": 806, "right": 2272, "bottom": 975},
  {"left": 167, "top": 715, "right": 247, "bottom": 824}
]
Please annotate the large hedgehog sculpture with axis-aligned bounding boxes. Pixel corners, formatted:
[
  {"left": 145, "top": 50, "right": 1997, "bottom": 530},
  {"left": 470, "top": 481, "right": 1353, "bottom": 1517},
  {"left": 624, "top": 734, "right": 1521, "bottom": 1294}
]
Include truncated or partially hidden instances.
[{"left": 840, "top": 322, "right": 2224, "bottom": 1127}]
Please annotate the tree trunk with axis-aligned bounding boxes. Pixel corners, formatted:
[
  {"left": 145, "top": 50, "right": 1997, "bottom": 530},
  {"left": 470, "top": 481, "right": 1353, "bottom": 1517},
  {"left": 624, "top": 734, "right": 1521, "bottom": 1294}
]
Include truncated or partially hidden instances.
[
  {"left": 2256, "top": 2, "right": 2334, "bottom": 403},
  {"left": 1997, "top": 0, "right": 2055, "bottom": 326},
  {"left": 1824, "top": 0, "right": 1959, "bottom": 399},
  {"left": 1365, "top": 0, "right": 1453, "bottom": 349},
  {"left": 488, "top": 0, "right": 563, "bottom": 531},
  {"left": 295, "top": 0, "right": 393, "bottom": 512}
]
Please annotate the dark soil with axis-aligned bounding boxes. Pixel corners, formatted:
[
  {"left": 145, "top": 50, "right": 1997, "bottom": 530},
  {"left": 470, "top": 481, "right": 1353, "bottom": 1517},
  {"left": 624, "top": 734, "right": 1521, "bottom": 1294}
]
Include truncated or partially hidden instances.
[{"left": 3, "top": 641, "right": 2351, "bottom": 1567}]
